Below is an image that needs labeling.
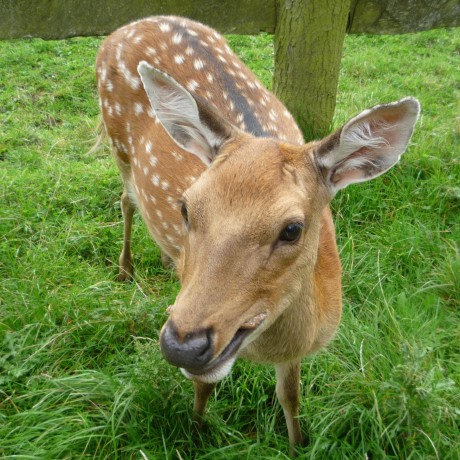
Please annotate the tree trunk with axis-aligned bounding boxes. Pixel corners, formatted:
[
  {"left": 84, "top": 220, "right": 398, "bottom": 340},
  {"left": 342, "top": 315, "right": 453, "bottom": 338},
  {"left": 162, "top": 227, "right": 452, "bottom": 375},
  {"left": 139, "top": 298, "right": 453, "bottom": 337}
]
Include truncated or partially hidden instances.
[{"left": 274, "top": 0, "right": 351, "bottom": 140}]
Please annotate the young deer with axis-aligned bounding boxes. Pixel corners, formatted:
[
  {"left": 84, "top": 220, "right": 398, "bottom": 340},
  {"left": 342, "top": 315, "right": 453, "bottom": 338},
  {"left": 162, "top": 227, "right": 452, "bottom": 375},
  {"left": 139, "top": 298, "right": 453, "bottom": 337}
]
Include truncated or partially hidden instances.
[{"left": 96, "top": 16, "right": 420, "bottom": 454}]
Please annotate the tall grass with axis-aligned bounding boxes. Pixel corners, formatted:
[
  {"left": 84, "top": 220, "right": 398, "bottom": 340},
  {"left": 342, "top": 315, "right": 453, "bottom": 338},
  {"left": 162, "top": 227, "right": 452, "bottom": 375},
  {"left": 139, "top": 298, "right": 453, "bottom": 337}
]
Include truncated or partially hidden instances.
[{"left": 1, "top": 27, "right": 459, "bottom": 459}]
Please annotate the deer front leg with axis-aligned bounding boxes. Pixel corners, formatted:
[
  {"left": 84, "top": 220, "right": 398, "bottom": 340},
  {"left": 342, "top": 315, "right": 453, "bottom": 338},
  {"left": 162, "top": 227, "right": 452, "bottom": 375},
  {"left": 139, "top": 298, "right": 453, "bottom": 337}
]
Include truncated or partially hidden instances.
[
  {"left": 117, "top": 189, "right": 135, "bottom": 282},
  {"left": 193, "top": 380, "right": 216, "bottom": 418},
  {"left": 275, "top": 360, "right": 304, "bottom": 455}
]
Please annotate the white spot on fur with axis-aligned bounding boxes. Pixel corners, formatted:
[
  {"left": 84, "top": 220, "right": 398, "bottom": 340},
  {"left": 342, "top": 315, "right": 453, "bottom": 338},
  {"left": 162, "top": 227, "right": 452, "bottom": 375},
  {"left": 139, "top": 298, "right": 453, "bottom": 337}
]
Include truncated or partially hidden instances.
[
  {"left": 100, "top": 66, "right": 108, "bottom": 82},
  {"left": 146, "top": 46, "right": 157, "bottom": 56},
  {"left": 159, "top": 22, "right": 171, "bottom": 33},
  {"left": 172, "top": 33, "right": 183, "bottom": 44},
  {"left": 117, "top": 57, "right": 140, "bottom": 90},
  {"left": 171, "top": 151, "right": 183, "bottom": 161},
  {"left": 269, "top": 109, "right": 278, "bottom": 121},
  {"left": 187, "top": 80, "right": 199, "bottom": 92},
  {"left": 174, "top": 55, "right": 185, "bottom": 65},
  {"left": 194, "top": 59, "right": 205, "bottom": 70},
  {"left": 149, "top": 155, "right": 158, "bottom": 167},
  {"left": 151, "top": 175, "right": 160, "bottom": 186},
  {"left": 134, "top": 103, "right": 144, "bottom": 116}
]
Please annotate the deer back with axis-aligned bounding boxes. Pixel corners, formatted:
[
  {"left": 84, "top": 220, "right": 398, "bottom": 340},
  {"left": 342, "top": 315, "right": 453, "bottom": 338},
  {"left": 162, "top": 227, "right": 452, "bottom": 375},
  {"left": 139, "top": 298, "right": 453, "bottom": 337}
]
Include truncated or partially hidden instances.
[{"left": 96, "top": 16, "right": 304, "bottom": 260}]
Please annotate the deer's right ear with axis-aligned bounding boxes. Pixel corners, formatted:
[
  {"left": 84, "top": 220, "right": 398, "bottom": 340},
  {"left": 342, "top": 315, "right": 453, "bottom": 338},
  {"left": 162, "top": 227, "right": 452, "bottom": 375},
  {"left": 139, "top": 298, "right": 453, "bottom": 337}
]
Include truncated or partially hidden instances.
[
  {"left": 314, "top": 97, "right": 420, "bottom": 195},
  {"left": 138, "top": 61, "right": 235, "bottom": 166}
]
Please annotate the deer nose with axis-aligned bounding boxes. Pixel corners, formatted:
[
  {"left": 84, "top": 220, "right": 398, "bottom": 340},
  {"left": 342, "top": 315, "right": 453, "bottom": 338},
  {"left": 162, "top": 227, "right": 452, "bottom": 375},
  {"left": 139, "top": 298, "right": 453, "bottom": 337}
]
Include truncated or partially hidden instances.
[{"left": 160, "top": 320, "right": 214, "bottom": 370}]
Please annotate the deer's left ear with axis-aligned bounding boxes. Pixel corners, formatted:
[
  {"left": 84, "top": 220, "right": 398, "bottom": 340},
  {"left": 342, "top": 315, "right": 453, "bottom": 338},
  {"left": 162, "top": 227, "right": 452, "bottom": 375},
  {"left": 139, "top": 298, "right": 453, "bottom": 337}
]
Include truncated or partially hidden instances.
[{"left": 315, "top": 97, "right": 420, "bottom": 194}]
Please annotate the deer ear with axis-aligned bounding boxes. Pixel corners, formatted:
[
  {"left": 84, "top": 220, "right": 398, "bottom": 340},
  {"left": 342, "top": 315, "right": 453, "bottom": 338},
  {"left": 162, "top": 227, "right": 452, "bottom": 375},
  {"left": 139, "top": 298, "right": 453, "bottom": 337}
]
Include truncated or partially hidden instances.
[
  {"left": 138, "top": 61, "right": 234, "bottom": 166},
  {"left": 315, "top": 97, "right": 421, "bottom": 194}
]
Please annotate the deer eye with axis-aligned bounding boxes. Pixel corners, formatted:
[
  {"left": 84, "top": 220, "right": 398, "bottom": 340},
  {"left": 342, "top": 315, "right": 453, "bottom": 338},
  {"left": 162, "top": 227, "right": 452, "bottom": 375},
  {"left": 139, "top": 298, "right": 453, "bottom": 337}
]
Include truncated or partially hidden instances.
[{"left": 278, "top": 223, "right": 303, "bottom": 243}]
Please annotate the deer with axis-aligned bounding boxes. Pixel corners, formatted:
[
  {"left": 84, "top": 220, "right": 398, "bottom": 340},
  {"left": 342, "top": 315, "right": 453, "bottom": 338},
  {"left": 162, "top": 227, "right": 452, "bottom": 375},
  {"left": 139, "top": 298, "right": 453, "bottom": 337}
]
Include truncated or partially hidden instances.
[{"left": 95, "top": 15, "right": 420, "bottom": 455}]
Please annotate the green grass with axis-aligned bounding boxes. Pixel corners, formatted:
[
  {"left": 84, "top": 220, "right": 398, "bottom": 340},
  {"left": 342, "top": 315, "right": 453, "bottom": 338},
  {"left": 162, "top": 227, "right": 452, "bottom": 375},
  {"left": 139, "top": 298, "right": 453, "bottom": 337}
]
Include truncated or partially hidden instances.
[{"left": 1, "top": 27, "right": 459, "bottom": 459}]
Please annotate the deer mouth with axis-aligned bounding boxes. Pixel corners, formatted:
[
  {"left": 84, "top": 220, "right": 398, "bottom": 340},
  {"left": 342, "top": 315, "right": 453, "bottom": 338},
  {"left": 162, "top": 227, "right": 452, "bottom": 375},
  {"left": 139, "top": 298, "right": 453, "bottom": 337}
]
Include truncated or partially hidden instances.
[{"left": 181, "top": 313, "right": 267, "bottom": 383}]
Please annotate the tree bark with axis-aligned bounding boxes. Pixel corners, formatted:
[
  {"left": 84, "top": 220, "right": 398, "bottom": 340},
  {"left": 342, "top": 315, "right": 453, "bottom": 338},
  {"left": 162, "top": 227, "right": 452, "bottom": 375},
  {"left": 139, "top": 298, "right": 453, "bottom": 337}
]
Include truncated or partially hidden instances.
[{"left": 274, "top": 0, "right": 351, "bottom": 140}]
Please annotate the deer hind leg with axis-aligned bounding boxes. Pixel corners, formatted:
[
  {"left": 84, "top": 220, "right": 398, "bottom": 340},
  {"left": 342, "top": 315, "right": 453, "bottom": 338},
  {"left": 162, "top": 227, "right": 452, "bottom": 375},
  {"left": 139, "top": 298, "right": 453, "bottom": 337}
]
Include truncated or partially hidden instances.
[
  {"left": 117, "top": 188, "right": 135, "bottom": 281},
  {"left": 160, "top": 251, "right": 175, "bottom": 270},
  {"left": 275, "top": 360, "right": 304, "bottom": 455},
  {"left": 192, "top": 380, "right": 216, "bottom": 419}
]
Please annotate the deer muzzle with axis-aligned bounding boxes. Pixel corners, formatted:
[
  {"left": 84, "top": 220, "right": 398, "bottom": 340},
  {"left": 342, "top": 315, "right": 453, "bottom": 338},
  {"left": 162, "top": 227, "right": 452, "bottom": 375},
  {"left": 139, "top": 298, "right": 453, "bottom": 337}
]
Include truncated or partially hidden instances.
[{"left": 159, "top": 312, "right": 267, "bottom": 382}]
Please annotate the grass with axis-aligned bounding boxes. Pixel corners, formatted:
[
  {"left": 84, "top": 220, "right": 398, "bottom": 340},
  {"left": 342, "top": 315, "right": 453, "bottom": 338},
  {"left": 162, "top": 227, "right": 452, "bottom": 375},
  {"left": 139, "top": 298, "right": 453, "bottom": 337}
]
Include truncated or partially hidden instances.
[{"left": 1, "top": 26, "right": 459, "bottom": 459}]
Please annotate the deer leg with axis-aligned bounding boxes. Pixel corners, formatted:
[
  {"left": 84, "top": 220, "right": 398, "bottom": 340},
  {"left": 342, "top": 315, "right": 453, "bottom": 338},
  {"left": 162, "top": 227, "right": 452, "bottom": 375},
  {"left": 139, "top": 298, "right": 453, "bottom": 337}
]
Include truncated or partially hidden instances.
[
  {"left": 117, "top": 189, "right": 135, "bottom": 282},
  {"left": 160, "top": 251, "right": 175, "bottom": 270},
  {"left": 275, "top": 360, "right": 304, "bottom": 455},
  {"left": 193, "top": 380, "right": 216, "bottom": 418}
]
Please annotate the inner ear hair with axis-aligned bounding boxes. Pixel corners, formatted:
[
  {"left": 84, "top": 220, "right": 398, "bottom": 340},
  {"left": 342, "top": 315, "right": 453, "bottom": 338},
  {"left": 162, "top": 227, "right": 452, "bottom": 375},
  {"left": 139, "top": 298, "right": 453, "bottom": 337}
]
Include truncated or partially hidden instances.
[
  {"left": 194, "top": 95, "right": 237, "bottom": 145},
  {"left": 313, "top": 97, "right": 420, "bottom": 192}
]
